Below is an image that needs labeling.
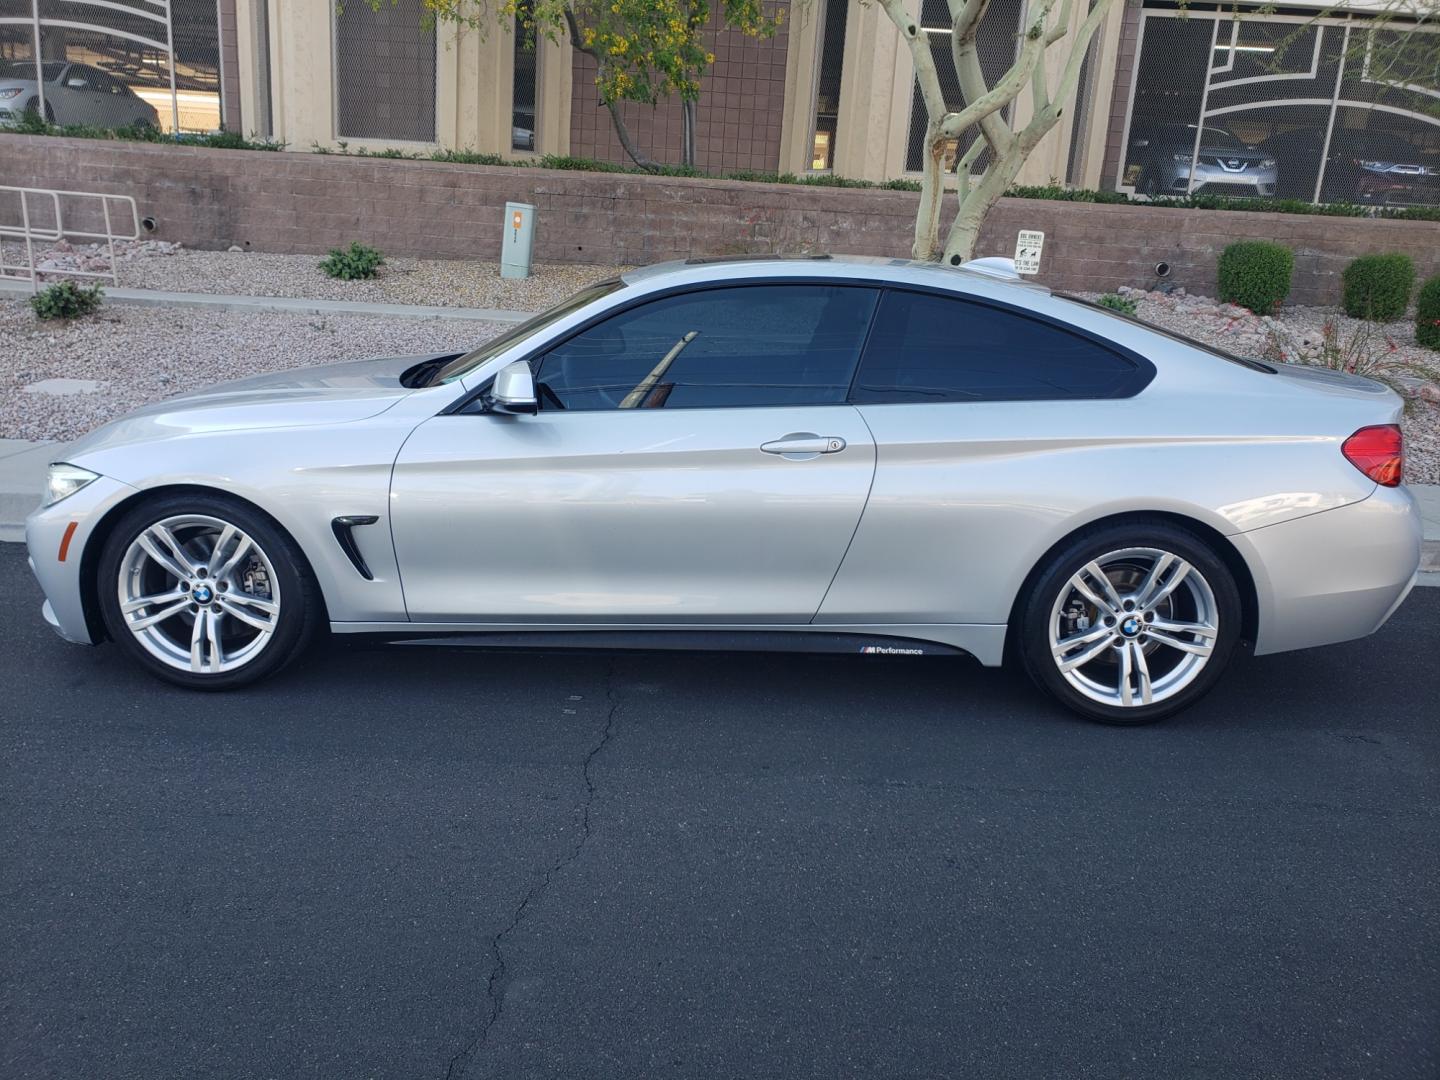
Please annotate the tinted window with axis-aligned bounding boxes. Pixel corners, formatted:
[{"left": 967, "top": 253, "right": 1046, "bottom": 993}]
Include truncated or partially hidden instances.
[
  {"left": 536, "top": 285, "right": 879, "bottom": 411},
  {"left": 851, "top": 290, "right": 1145, "bottom": 403}
]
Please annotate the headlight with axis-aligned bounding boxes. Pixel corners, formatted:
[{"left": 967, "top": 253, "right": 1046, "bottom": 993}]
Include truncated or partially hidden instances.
[
  {"left": 1171, "top": 153, "right": 1192, "bottom": 162},
  {"left": 1259, "top": 159, "right": 1277, "bottom": 169},
  {"left": 44, "top": 463, "right": 100, "bottom": 506},
  {"left": 0, "top": 87, "right": 24, "bottom": 100}
]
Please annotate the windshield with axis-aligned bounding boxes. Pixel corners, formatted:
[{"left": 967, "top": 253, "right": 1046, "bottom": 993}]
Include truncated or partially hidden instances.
[
  {"left": 0, "top": 62, "right": 65, "bottom": 82},
  {"left": 430, "top": 279, "right": 626, "bottom": 385},
  {"left": 1058, "top": 294, "right": 1275, "bottom": 373}
]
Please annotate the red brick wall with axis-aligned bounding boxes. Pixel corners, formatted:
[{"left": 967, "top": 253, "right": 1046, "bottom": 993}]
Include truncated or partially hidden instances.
[
  {"left": 4, "top": 135, "right": 1438, "bottom": 306},
  {"left": 568, "top": 8, "right": 790, "bottom": 173}
]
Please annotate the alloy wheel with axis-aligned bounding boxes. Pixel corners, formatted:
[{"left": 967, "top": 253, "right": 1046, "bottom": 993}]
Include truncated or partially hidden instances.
[
  {"left": 1047, "top": 547, "right": 1219, "bottom": 709},
  {"left": 116, "top": 514, "right": 281, "bottom": 675}
]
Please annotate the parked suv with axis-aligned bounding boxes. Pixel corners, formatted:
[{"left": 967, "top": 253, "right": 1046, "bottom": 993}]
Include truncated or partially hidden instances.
[
  {"left": 0, "top": 61, "right": 158, "bottom": 130},
  {"left": 1129, "top": 124, "right": 1277, "bottom": 198},
  {"left": 1351, "top": 132, "right": 1440, "bottom": 207}
]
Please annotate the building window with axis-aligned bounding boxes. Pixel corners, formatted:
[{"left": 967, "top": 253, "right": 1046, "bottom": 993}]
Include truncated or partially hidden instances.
[
  {"left": 904, "top": 0, "right": 1025, "bottom": 173},
  {"left": 334, "top": 0, "right": 436, "bottom": 142},
  {"left": 811, "top": 0, "right": 848, "bottom": 170},
  {"left": 512, "top": 10, "right": 537, "bottom": 151},
  {"left": 1119, "top": 6, "right": 1440, "bottom": 207}
]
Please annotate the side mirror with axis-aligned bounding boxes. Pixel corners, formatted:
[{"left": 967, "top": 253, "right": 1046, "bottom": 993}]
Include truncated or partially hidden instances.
[
  {"left": 67, "top": 78, "right": 88, "bottom": 89},
  {"left": 484, "top": 360, "right": 538, "bottom": 415}
]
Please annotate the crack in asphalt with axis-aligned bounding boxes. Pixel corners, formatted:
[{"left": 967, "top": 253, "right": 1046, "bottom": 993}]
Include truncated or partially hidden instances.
[{"left": 443, "top": 661, "right": 621, "bottom": 1080}]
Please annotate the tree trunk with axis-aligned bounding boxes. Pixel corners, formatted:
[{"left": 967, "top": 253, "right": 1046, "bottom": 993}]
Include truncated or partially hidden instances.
[
  {"left": 563, "top": 7, "right": 662, "bottom": 172},
  {"left": 681, "top": 99, "right": 697, "bottom": 168}
]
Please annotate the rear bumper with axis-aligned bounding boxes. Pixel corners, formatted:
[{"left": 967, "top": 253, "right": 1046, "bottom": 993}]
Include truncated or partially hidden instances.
[{"left": 1236, "top": 484, "right": 1421, "bottom": 657}]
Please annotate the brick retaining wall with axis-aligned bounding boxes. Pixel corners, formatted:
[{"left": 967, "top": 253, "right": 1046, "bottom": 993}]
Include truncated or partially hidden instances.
[{"left": 4, "top": 134, "right": 1438, "bottom": 306}]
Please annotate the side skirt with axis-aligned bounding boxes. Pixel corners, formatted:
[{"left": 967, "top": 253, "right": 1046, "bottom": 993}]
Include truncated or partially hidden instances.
[{"left": 328, "top": 622, "right": 1010, "bottom": 665}]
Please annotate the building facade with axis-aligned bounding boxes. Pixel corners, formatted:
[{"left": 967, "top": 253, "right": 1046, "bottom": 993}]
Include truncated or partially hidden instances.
[{"left": 6, "top": 0, "right": 1437, "bottom": 208}]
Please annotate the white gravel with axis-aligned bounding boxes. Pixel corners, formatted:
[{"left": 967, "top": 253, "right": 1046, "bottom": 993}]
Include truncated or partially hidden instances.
[
  {"left": 4, "top": 240, "right": 630, "bottom": 313},
  {"left": 1, "top": 301, "right": 502, "bottom": 443},
  {"left": 1078, "top": 288, "right": 1440, "bottom": 485}
]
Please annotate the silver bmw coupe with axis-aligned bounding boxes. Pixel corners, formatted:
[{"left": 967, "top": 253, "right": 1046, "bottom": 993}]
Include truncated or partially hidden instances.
[{"left": 25, "top": 255, "right": 1422, "bottom": 723}]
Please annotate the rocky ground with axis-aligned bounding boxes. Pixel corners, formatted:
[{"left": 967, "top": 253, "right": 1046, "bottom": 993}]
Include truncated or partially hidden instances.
[
  {"left": 4, "top": 239, "right": 628, "bottom": 313},
  {"left": 1, "top": 300, "right": 501, "bottom": 443}
]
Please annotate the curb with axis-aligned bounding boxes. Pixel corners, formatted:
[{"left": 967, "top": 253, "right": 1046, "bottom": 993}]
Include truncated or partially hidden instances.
[{"left": 0, "top": 279, "right": 534, "bottom": 324}]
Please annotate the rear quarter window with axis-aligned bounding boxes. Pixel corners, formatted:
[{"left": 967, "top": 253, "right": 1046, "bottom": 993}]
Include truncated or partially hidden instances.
[{"left": 851, "top": 289, "right": 1152, "bottom": 403}]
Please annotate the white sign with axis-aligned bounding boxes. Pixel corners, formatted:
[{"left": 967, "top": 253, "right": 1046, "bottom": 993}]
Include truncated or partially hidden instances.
[{"left": 1014, "top": 230, "right": 1045, "bottom": 275}]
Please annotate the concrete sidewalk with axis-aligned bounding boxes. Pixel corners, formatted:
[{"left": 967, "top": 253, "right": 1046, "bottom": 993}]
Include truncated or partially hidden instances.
[
  {"left": 0, "top": 278, "right": 532, "bottom": 324},
  {"left": 3, "top": 435, "right": 1438, "bottom": 583}
]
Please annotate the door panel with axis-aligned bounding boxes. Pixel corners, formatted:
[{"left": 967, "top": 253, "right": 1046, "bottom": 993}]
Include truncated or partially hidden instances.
[{"left": 390, "top": 407, "right": 876, "bottom": 622}]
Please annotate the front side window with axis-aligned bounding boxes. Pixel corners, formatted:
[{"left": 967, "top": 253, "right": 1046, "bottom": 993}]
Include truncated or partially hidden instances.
[
  {"left": 852, "top": 290, "right": 1147, "bottom": 403},
  {"left": 535, "top": 285, "right": 880, "bottom": 411}
]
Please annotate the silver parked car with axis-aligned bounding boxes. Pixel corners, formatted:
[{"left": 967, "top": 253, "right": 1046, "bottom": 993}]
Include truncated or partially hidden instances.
[
  {"left": 0, "top": 61, "right": 159, "bottom": 130},
  {"left": 1130, "top": 124, "right": 1278, "bottom": 198},
  {"left": 25, "top": 256, "right": 1421, "bottom": 723}
]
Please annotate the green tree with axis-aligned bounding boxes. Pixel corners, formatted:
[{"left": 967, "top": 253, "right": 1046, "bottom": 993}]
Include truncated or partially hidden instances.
[{"left": 406, "top": 0, "right": 782, "bottom": 169}]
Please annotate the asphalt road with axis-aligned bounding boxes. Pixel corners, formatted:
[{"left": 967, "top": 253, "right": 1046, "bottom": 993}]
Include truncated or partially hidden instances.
[{"left": 1, "top": 543, "right": 1437, "bottom": 1080}]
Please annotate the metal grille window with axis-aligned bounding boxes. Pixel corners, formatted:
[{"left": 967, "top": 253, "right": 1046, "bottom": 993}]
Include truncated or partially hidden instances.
[
  {"left": 811, "top": 0, "right": 848, "bottom": 170},
  {"left": 904, "top": 0, "right": 1025, "bottom": 174},
  {"left": 512, "top": 12, "right": 537, "bottom": 152},
  {"left": 1118, "top": 5, "right": 1440, "bottom": 207},
  {"left": 334, "top": 0, "right": 437, "bottom": 143}
]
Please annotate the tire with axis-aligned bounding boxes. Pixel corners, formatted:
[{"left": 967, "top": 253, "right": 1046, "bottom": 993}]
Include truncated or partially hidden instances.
[
  {"left": 97, "top": 493, "right": 324, "bottom": 690},
  {"left": 1017, "top": 521, "right": 1242, "bottom": 725}
]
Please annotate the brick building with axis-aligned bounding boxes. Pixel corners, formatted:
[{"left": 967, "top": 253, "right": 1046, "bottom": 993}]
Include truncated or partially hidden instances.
[{"left": 5, "top": 0, "right": 1437, "bottom": 207}]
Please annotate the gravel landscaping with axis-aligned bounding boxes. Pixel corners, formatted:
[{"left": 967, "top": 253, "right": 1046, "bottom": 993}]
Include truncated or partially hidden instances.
[
  {"left": 6, "top": 240, "right": 629, "bottom": 313},
  {"left": 1, "top": 301, "right": 501, "bottom": 443}
]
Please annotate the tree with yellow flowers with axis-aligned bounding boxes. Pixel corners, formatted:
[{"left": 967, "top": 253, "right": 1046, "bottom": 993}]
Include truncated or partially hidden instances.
[{"left": 410, "top": 0, "right": 783, "bottom": 170}]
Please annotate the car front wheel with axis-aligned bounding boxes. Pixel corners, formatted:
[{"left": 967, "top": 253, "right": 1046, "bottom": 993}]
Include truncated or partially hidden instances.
[
  {"left": 97, "top": 494, "right": 322, "bottom": 689},
  {"left": 1018, "top": 522, "right": 1242, "bottom": 724}
]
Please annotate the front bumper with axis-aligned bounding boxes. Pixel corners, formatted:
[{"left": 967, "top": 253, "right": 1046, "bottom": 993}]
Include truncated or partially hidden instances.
[
  {"left": 1235, "top": 484, "right": 1422, "bottom": 657},
  {"left": 1167, "top": 163, "right": 1277, "bottom": 196},
  {"left": 25, "top": 474, "right": 139, "bottom": 646}
]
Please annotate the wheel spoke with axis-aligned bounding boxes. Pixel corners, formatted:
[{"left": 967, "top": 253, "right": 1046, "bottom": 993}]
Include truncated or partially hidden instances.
[
  {"left": 215, "top": 535, "right": 254, "bottom": 582},
  {"left": 1130, "top": 640, "right": 1154, "bottom": 705},
  {"left": 121, "top": 589, "right": 186, "bottom": 615},
  {"left": 1056, "top": 633, "right": 1116, "bottom": 673},
  {"left": 152, "top": 524, "right": 199, "bottom": 576},
  {"left": 1146, "top": 627, "right": 1214, "bottom": 657},
  {"left": 1148, "top": 616, "right": 1215, "bottom": 638},
  {"left": 206, "top": 524, "right": 237, "bottom": 575},
  {"left": 128, "top": 598, "right": 190, "bottom": 630},
  {"left": 1142, "top": 559, "right": 1192, "bottom": 611},
  {"left": 188, "top": 610, "right": 223, "bottom": 673},
  {"left": 225, "top": 592, "right": 278, "bottom": 616},
  {"left": 1134, "top": 553, "right": 1175, "bottom": 609},
  {"left": 136, "top": 530, "right": 190, "bottom": 581},
  {"left": 1084, "top": 562, "right": 1126, "bottom": 612},
  {"left": 1051, "top": 622, "right": 1110, "bottom": 660},
  {"left": 219, "top": 595, "right": 274, "bottom": 631},
  {"left": 1118, "top": 637, "right": 1134, "bottom": 707}
]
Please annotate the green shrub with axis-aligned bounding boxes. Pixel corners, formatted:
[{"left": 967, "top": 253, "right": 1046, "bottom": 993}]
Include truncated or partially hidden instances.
[
  {"left": 1416, "top": 275, "right": 1440, "bottom": 350},
  {"left": 1342, "top": 253, "right": 1415, "bottom": 321},
  {"left": 1217, "top": 240, "right": 1294, "bottom": 315},
  {"left": 1096, "top": 293, "right": 1138, "bottom": 316},
  {"left": 319, "top": 242, "right": 385, "bottom": 280},
  {"left": 29, "top": 280, "right": 104, "bottom": 320}
]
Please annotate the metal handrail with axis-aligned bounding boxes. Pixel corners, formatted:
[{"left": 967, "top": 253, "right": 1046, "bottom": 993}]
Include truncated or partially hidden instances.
[{"left": 0, "top": 186, "right": 141, "bottom": 292}]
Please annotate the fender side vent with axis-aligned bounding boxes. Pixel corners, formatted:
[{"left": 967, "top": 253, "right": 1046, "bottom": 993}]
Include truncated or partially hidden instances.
[{"left": 331, "top": 515, "right": 380, "bottom": 580}]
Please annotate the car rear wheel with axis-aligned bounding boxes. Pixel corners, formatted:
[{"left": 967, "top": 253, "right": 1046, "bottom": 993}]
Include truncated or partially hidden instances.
[
  {"left": 1017, "top": 522, "right": 1242, "bottom": 725},
  {"left": 97, "top": 494, "right": 322, "bottom": 689}
]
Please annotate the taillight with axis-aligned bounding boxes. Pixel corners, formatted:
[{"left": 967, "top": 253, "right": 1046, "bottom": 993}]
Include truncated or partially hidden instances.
[{"left": 1341, "top": 424, "right": 1404, "bottom": 486}]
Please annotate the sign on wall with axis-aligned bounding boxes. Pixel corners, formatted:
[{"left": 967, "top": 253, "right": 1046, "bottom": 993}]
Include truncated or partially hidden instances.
[{"left": 1014, "top": 230, "right": 1045, "bottom": 275}]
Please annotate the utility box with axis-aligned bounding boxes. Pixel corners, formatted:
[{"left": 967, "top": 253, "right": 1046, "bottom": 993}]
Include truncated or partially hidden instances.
[{"left": 501, "top": 201, "right": 536, "bottom": 279}]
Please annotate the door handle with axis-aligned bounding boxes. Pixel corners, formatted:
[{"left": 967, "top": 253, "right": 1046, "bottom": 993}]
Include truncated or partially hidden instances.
[{"left": 760, "top": 433, "right": 847, "bottom": 458}]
